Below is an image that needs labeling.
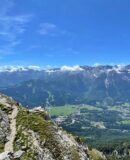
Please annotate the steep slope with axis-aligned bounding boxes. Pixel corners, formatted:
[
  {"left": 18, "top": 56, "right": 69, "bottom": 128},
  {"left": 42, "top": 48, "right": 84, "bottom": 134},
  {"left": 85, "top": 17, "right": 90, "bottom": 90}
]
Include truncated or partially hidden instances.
[
  {"left": 0, "top": 94, "right": 106, "bottom": 160},
  {"left": 4, "top": 104, "right": 18, "bottom": 152}
]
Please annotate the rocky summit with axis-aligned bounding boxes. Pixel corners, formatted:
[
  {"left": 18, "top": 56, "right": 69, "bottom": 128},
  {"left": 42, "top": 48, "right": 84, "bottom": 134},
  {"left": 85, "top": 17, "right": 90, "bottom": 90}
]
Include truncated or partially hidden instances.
[{"left": 0, "top": 93, "right": 106, "bottom": 160}]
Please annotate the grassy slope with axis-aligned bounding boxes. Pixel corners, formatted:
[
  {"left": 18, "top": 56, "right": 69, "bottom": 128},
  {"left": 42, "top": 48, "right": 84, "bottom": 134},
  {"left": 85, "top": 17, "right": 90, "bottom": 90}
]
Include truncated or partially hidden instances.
[
  {"left": 49, "top": 105, "right": 77, "bottom": 116},
  {"left": 49, "top": 104, "right": 99, "bottom": 117},
  {"left": 14, "top": 108, "right": 83, "bottom": 160}
]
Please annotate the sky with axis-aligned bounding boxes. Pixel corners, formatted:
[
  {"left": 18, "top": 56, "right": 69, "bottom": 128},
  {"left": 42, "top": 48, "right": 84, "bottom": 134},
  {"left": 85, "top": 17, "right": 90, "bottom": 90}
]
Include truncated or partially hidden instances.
[{"left": 0, "top": 0, "right": 130, "bottom": 67}]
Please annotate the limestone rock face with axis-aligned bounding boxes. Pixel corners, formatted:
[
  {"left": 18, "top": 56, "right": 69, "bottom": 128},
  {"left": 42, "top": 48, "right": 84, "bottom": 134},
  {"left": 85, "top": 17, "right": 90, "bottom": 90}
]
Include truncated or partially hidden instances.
[
  {"left": 0, "top": 151, "right": 12, "bottom": 160},
  {"left": 0, "top": 110, "right": 10, "bottom": 144},
  {"left": 13, "top": 150, "right": 24, "bottom": 159}
]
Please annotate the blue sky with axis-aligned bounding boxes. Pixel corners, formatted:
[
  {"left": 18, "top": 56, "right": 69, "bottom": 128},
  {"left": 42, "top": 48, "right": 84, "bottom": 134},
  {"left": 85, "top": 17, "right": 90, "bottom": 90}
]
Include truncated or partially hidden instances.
[{"left": 0, "top": 0, "right": 130, "bottom": 67}]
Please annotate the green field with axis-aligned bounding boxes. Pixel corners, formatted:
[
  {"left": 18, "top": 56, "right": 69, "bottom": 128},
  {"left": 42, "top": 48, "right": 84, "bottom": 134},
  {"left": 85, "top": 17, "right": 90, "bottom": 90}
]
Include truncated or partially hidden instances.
[
  {"left": 80, "top": 105, "right": 102, "bottom": 111},
  {"left": 121, "top": 120, "right": 130, "bottom": 124},
  {"left": 48, "top": 105, "right": 78, "bottom": 116},
  {"left": 48, "top": 104, "right": 101, "bottom": 117}
]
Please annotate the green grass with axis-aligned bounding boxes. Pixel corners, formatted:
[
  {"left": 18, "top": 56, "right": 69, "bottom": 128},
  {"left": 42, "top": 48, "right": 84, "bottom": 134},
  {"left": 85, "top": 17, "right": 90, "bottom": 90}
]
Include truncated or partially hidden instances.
[
  {"left": 14, "top": 109, "right": 67, "bottom": 159},
  {"left": 0, "top": 103, "right": 13, "bottom": 114},
  {"left": 14, "top": 109, "right": 54, "bottom": 159},
  {"left": 0, "top": 104, "right": 4, "bottom": 110},
  {"left": 71, "top": 147, "right": 80, "bottom": 160},
  {"left": 121, "top": 120, "right": 130, "bottom": 124},
  {"left": 108, "top": 106, "right": 118, "bottom": 110},
  {"left": 80, "top": 105, "right": 102, "bottom": 111},
  {"left": 14, "top": 108, "right": 84, "bottom": 160},
  {"left": 0, "top": 143, "right": 4, "bottom": 153},
  {"left": 48, "top": 104, "right": 101, "bottom": 117},
  {"left": 123, "top": 103, "right": 130, "bottom": 107},
  {"left": 88, "top": 149, "right": 103, "bottom": 160},
  {"left": 49, "top": 105, "right": 77, "bottom": 116}
]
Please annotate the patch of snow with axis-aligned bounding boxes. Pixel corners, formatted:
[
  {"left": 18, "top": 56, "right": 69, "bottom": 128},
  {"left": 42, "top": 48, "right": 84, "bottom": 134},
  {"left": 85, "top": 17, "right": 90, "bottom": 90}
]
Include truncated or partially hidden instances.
[{"left": 112, "top": 65, "right": 125, "bottom": 74}]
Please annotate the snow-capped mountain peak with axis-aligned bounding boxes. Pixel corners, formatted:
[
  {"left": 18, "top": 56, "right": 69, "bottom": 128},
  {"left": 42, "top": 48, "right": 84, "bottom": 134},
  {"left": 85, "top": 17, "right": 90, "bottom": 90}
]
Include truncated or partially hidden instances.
[{"left": 0, "top": 66, "right": 41, "bottom": 72}]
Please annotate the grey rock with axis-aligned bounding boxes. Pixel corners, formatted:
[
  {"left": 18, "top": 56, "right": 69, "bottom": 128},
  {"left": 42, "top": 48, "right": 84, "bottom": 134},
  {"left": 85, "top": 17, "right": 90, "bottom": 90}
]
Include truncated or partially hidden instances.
[
  {"left": 0, "top": 151, "right": 13, "bottom": 160},
  {"left": 13, "top": 150, "right": 24, "bottom": 159},
  {"left": 0, "top": 110, "right": 10, "bottom": 144}
]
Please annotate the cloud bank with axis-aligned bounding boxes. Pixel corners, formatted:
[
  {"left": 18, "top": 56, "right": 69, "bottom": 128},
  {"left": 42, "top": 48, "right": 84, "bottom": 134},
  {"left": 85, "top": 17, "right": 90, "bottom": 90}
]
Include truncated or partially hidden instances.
[
  {"left": 60, "top": 65, "right": 84, "bottom": 72},
  {"left": 0, "top": 65, "right": 84, "bottom": 72},
  {"left": 0, "top": 0, "right": 33, "bottom": 55}
]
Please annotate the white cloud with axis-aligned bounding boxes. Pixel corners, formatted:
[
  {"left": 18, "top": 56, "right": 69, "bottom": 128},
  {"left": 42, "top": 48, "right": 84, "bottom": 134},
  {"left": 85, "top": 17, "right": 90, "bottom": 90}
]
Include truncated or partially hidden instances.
[
  {"left": 0, "top": 65, "right": 41, "bottom": 72},
  {"left": 60, "top": 65, "right": 84, "bottom": 72},
  {"left": 0, "top": 0, "right": 14, "bottom": 15},
  {"left": 38, "top": 22, "right": 68, "bottom": 36},
  {"left": 94, "top": 63, "right": 101, "bottom": 67},
  {"left": 0, "top": 0, "right": 33, "bottom": 55},
  {"left": 27, "top": 65, "right": 41, "bottom": 70},
  {"left": 0, "top": 65, "right": 85, "bottom": 73},
  {"left": 38, "top": 23, "right": 57, "bottom": 35},
  {"left": 0, "top": 15, "right": 32, "bottom": 43}
]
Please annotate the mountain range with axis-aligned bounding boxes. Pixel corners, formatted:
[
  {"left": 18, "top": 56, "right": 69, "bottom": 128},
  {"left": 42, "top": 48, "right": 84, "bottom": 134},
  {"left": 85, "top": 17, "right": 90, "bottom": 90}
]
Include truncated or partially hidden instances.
[{"left": 1, "top": 65, "right": 130, "bottom": 107}]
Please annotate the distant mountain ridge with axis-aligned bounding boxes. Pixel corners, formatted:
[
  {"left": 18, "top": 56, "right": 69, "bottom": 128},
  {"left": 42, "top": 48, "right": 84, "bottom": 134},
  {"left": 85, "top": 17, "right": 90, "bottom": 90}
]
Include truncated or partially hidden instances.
[{"left": 1, "top": 65, "right": 130, "bottom": 106}]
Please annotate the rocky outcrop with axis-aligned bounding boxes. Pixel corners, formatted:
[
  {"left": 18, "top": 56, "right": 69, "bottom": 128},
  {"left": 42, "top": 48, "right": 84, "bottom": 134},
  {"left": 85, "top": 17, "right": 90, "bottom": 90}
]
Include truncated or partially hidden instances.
[
  {"left": 0, "top": 110, "right": 10, "bottom": 146},
  {"left": 0, "top": 151, "right": 13, "bottom": 160},
  {"left": 0, "top": 94, "right": 106, "bottom": 160}
]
